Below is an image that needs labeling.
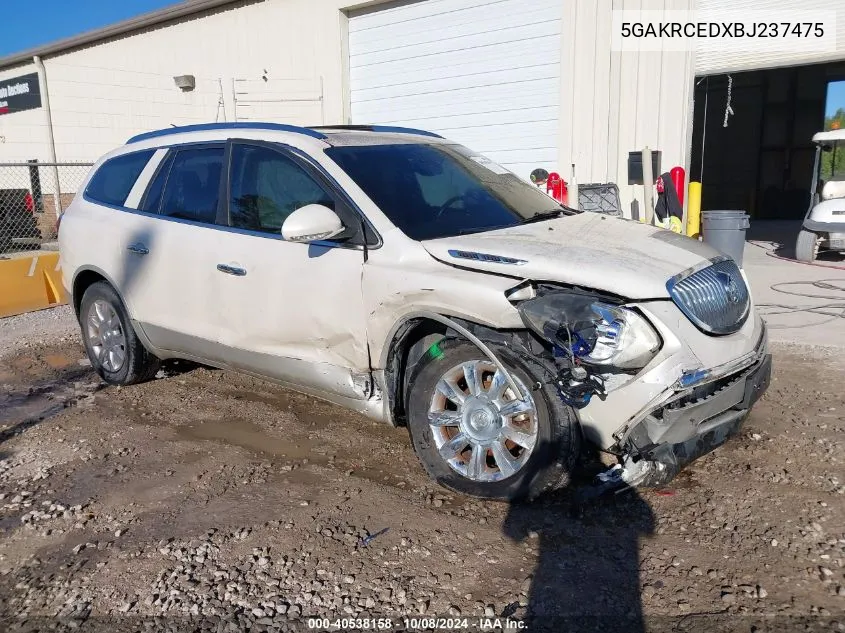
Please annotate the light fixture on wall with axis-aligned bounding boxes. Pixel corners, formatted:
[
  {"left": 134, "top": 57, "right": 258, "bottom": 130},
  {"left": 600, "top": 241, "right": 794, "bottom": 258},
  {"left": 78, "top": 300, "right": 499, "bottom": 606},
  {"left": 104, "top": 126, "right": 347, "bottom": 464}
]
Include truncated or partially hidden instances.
[{"left": 173, "top": 75, "right": 196, "bottom": 92}]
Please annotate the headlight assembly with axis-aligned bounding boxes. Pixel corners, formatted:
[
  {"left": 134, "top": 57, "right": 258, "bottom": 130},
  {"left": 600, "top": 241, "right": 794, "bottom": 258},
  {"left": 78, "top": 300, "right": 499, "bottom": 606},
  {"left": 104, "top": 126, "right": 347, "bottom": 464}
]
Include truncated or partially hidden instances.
[{"left": 517, "top": 291, "right": 661, "bottom": 371}]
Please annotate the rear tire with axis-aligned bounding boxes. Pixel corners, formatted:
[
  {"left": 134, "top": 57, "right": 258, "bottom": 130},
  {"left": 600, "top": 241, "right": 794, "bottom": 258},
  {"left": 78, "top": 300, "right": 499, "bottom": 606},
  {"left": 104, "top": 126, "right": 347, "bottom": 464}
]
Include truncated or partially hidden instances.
[
  {"left": 406, "top": 338, "right": 580, "bottom": 500},
  {"left": 79, "top": 281, "right": 160, "bottom": 385},
  {"left": 795, "top": 229, "right": 820, "bottom": 262}
]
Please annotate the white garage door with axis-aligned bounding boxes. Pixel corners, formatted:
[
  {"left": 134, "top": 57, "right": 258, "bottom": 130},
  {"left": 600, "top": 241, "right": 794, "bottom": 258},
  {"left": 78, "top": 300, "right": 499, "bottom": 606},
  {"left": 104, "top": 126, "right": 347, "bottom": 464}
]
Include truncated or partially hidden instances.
[
  {"left": 348, "top": 0, "right": 562, "bottom": 180},
  {"left": 696, "top": 0, "right": 845, "bottom": 74}
]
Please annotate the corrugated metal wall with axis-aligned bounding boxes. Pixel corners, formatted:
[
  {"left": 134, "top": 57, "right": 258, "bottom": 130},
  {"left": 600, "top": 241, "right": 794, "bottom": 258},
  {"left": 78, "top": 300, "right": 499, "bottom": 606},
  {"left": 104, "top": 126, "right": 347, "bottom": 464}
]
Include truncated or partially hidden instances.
[{"left": 561, "top": 0, "right": 696, "bottom": 218}]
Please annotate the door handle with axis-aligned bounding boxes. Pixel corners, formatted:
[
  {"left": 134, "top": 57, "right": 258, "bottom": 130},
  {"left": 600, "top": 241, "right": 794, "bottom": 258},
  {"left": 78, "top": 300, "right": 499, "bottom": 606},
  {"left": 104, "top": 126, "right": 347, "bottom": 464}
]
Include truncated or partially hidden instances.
[
  {"left": 216, "top": 263, "right": 247, "bottom": 276},
  {"left": 127, "top": 243, "right": 149, "bottom": 255}
]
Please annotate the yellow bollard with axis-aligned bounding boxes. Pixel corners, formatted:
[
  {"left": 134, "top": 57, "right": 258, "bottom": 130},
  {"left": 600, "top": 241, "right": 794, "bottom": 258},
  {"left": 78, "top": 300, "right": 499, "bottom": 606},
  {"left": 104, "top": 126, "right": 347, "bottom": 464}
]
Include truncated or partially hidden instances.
[{"left": 687, "top": 182, "right": 702, "bottom": 238}]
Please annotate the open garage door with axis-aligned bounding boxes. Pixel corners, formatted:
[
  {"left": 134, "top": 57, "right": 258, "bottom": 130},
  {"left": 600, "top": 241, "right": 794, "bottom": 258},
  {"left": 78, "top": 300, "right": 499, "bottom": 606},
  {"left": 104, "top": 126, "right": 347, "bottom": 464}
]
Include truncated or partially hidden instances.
[{"left": 348, "top": 0, "right": 562, "bottom": 180}]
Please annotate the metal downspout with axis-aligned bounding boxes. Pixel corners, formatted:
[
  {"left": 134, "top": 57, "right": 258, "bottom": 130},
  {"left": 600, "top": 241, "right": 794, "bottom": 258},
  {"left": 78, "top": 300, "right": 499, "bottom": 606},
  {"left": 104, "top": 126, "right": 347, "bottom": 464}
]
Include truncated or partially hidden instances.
[{"left": 33, "top": 55, "right": 62, "bottom": 216}]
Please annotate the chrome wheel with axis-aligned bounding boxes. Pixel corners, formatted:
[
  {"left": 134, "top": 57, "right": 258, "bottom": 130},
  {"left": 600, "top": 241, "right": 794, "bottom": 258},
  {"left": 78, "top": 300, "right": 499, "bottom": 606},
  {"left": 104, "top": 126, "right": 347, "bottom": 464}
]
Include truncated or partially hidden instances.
[
  {"left": 86, "top": 299, "right": 126, "bottom": 373},
  {"left": 428, "top": 360, "right": 538, "bottom": 482}
]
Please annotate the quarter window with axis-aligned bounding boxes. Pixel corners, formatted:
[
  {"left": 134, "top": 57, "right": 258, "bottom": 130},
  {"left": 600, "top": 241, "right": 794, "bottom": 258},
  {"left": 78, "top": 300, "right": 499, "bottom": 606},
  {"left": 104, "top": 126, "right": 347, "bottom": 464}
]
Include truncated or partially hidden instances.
[
  {"left": 86, "top": 150, "right": 155, "bottom": 207},
  {"left": 160, "top": 147, "right": 224, "bottom": 223},
  {"left": 229, "top": 144, "right": 335, "bottom": 234}
]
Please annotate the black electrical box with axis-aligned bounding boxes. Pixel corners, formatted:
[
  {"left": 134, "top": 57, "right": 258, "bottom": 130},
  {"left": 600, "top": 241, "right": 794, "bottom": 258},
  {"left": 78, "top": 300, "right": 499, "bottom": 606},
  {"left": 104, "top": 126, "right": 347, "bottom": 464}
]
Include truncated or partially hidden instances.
[{"left": 628, "top": 151, "right": 662, "bottom": 185}]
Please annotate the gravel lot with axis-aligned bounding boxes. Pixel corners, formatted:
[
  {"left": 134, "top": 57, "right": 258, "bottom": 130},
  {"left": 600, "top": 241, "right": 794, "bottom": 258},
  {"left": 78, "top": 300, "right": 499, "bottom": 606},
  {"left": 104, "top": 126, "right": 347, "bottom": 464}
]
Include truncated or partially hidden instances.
[
  {"left": 0, "top": 305, "right": 78, "bottom": 357},
  {"left": 0, "top": 307, "right": 843, "bottom": 632}
]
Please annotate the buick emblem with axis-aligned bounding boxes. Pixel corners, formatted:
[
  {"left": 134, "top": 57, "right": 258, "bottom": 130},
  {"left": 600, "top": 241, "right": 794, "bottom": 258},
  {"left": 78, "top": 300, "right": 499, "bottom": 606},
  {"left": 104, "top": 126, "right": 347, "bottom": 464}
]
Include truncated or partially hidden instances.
[{"left": 717, "top": 271, "right": 741, "bottom": 304}]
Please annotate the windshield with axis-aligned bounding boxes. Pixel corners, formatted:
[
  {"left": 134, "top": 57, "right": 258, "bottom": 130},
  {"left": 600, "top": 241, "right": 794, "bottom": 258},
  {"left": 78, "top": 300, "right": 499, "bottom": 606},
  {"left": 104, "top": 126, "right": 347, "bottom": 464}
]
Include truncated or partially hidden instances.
[
  {"left": 325, "top": 143, "right": 574, "bottom": 240},
  {"left": 821, "top": 140, "right": 845, "bottom": 181}
]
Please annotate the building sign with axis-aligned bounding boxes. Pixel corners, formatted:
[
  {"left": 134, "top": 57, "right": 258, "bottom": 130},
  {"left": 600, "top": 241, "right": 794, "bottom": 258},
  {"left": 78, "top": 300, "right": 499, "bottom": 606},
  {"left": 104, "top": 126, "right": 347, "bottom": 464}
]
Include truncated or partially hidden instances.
[{"left": 0, "top": 73, "right": 41, "bottom": 116}]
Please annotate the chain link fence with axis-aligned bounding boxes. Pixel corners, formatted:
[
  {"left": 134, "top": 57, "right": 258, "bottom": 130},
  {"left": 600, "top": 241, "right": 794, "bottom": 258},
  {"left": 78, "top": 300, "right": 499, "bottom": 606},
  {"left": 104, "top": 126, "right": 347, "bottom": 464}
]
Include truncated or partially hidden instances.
[{"left": 0, "top": 161, "right": 93, "bottom": 256}]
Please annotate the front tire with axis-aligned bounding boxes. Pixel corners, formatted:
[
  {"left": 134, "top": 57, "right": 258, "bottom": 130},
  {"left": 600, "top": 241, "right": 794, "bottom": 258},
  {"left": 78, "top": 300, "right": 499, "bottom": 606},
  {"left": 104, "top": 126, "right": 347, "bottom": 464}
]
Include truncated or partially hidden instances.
[
  {"left": 79, "top": 281, "right": 160, "bottom": 385},
  {"left": 795, "top": 229, "right": 820, "bottom": 262},
  {"left": 406, "top": 339, "right": 580, "bottom": 500}
]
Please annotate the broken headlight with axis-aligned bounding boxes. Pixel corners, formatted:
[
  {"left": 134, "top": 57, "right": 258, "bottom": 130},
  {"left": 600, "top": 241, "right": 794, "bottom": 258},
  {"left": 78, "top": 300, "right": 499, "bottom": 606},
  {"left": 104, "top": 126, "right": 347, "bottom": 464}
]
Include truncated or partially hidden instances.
[{"left": 517, "top": 291, "right": 661, "bottom": 370}]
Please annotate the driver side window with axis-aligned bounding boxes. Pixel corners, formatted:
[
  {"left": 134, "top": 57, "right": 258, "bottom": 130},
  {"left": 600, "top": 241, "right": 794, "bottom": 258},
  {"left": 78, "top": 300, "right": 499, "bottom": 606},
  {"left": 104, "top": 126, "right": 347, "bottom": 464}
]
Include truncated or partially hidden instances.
[{"left": 229, "top": 144, "right": 335, "bottom": 234}]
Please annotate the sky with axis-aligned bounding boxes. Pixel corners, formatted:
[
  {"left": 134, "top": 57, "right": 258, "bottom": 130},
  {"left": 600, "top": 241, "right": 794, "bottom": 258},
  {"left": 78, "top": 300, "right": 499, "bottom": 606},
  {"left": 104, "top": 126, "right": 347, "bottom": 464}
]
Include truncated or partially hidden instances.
[
  {"left": 0, "top": 0, "right": 177, "bottom": 57},
  {"left": 827, "top": 80, "right": 845, "bottom": 117}
]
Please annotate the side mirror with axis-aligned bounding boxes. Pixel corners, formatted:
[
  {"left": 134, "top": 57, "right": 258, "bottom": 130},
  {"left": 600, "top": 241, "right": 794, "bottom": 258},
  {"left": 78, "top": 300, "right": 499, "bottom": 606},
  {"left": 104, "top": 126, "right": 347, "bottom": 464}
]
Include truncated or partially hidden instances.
[{"left": 281, "top": 204, "right": 345, "bottom": 243}]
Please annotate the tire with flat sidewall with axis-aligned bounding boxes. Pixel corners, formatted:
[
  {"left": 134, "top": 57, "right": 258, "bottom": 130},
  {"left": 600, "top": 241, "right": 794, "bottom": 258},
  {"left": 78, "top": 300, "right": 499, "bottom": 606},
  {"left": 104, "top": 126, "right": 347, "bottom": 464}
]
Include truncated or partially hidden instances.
[
  {"left": 79, "top": 281, "right": 160, "bottom": 385},
  {"left": 405, "top": 338, "right": 580, "bottom": 500},
  {"left": 795, "top": 229, "right": 819, "bottom": 262}
]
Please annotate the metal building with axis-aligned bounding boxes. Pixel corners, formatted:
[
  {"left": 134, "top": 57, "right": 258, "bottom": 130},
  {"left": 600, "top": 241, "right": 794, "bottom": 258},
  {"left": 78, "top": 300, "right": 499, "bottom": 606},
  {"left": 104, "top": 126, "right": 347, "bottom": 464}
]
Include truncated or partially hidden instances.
[
  {"left": 0, "top": 0, "right": 843, "bottom": 219},
  {"left": 692, "top": 0, "right": 845, "bottom": 221}
]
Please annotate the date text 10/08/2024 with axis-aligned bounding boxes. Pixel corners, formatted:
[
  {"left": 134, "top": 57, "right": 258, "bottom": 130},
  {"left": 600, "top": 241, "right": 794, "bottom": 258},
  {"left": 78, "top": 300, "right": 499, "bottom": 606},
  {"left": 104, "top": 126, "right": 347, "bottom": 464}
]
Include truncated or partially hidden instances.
[{"left": 307, "top": 617, "right": 527, "bottom": 630}]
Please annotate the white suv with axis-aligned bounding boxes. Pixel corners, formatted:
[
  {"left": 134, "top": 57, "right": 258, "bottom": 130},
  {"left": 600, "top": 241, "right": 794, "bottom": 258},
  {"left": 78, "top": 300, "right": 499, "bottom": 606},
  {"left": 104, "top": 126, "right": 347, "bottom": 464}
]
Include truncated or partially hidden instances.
[{"left": 59, "top": 123, "right": 771, "bottom": 500}]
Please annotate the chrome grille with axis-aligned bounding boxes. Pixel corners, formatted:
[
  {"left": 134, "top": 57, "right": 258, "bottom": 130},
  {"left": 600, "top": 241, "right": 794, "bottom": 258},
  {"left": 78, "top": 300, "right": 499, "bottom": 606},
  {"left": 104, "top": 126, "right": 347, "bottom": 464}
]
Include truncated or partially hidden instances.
[{"left": 667, "top": 258, "right": 750, "bottom": 335}]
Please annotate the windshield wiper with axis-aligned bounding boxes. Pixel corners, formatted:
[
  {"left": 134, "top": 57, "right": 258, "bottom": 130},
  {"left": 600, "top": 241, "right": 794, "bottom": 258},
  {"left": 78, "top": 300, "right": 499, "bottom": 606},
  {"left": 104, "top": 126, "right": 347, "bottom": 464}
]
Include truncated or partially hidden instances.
[
  {"left": 456, "top": 224, "right": 512, "bottom": 235},
  {"left": 520, "top": 209, "right": 566, "bottom": 224}
]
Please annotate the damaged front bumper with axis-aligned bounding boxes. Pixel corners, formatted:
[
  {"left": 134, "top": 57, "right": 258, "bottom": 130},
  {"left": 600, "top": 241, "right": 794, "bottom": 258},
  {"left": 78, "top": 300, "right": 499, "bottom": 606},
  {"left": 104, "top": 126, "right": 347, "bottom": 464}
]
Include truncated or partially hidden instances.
[{"left": 619, "top": 338, "right": 772, "bottom": 487}]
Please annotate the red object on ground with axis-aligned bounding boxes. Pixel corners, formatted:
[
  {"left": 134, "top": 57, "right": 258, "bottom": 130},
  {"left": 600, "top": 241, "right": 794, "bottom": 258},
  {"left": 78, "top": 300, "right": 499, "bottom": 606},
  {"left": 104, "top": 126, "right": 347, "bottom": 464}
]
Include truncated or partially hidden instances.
[
  {"left": 546, "top": 172, "right": 568, "bottom": 205},
  {"left": 670, "top": 166, "right": 686, "bottom": 207}
]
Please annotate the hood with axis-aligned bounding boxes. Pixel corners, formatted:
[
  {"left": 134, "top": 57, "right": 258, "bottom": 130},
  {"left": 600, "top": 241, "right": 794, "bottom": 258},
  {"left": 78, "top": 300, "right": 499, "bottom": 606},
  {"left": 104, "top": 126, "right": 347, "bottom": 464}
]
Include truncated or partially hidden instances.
[
  {"left": 421, "top": 213, "right": 720, "bottom": 299},
  {"left": 808, "top": 197, "right": 845, "bottom": 222}
]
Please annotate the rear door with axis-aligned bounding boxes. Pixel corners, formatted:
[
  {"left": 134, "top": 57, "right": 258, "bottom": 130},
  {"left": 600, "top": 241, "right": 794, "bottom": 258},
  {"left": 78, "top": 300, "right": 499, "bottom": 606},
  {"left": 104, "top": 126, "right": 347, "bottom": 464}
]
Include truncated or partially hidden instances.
[
  {"left": 118, "top": 143, "right": 230, "bottom": 362},
  {"left": 213, "top": 140, "right": 371, "bottom": 399}
]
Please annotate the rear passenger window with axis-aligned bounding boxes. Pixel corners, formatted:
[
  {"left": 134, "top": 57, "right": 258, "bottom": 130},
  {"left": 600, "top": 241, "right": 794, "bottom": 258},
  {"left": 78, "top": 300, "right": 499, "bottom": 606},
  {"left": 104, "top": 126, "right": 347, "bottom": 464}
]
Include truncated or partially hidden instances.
[
  {"left": 86, "top": 150, "right": 155, "bottom": 207},
  {"left": 160, "top": 147, "right": 224, "bottom": 223}
]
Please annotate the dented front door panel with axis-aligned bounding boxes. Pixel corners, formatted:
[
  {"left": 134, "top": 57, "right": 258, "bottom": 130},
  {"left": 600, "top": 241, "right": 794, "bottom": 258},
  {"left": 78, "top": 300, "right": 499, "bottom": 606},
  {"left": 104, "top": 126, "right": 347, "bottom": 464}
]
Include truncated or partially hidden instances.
[{"left": 215, "top": 232, "right": 370, "bottom": 401}]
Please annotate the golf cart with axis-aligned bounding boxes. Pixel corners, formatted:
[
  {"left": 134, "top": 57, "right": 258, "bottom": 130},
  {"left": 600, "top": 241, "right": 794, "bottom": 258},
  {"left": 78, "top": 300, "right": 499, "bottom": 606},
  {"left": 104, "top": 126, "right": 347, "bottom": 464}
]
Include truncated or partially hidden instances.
[{"left": 796, "top": 129, "right": 845, "bottom": 262}]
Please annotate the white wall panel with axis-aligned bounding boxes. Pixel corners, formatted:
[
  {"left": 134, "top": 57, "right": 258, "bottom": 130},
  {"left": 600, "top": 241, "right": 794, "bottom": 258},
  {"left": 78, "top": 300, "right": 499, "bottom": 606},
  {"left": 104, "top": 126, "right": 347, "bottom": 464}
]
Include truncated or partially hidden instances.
[{"left": 562, "top": 0, "right": 695, "bottom": 218}]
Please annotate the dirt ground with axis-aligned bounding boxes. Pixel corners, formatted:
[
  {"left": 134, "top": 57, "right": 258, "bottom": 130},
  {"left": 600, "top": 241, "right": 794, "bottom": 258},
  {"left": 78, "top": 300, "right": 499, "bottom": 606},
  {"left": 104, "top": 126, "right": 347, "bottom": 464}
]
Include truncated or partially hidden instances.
[{"left": 0, "top": 311, "right": 843, "bottom": 632}]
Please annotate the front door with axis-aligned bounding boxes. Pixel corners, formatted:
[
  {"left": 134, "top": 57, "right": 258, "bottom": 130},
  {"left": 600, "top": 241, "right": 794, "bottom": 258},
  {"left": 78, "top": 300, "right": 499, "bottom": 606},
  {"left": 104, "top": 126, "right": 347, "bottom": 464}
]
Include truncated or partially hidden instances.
[{"left": 214, "top": 140, "right": 371, "bottom": 400}]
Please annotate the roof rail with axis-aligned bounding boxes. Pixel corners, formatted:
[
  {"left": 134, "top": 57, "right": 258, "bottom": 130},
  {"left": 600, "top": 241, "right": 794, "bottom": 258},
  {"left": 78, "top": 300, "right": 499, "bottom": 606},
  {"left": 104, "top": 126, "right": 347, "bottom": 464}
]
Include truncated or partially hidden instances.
[
  {"left": 310, "top": 125, "right": 443, "bottom": 139},
  {"left": 127, "top": 122, "right": 328, "bottom": 144}
]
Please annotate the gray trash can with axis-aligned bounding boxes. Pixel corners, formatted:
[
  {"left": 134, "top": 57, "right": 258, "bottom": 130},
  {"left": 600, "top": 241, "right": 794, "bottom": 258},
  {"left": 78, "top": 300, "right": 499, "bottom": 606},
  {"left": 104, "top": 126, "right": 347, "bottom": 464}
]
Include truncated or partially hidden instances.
[{"left": 702, "top": 210, "right": 750, "bottom": 266}]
